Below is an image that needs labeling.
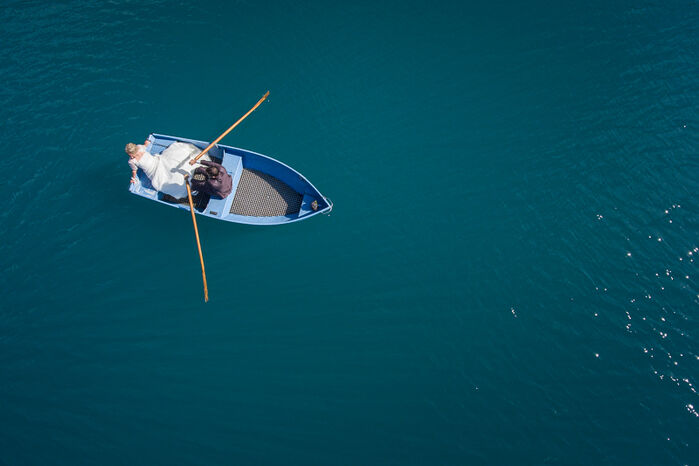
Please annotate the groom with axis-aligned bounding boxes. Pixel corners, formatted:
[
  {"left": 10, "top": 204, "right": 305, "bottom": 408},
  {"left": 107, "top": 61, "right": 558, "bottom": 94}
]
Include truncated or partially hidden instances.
[{"left": 190, "top": 160, "right": 233, "bottom": 199}]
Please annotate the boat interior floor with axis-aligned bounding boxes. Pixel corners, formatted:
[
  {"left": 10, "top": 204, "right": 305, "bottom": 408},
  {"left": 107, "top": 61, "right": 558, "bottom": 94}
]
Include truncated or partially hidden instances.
[{"left": 230, "top": 168, "right": 303, "bottom": 216}]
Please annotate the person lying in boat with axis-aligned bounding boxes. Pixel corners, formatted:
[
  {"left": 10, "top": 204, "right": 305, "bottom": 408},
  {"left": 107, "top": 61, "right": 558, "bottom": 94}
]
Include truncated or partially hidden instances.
[
  {"left": 190, "top": 160, "right": 232, "bottom": 198},
  {"left": 125, "top": 139, "right": 211, "bottom": 199}
]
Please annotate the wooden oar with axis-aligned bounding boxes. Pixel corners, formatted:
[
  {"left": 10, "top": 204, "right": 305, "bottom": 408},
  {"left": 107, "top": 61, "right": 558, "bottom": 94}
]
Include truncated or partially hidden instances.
[
  {"left": 184, "top": 175, "right": 209, "bottom": 302},
  {"left": 189, "top": 91, "right": 270, "bottom": 165}
]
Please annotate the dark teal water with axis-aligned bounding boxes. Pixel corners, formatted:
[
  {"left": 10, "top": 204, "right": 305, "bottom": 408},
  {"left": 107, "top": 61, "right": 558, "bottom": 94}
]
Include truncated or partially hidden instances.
[{"left": 1, "top": 1, "right": 697, "bottom": 463}]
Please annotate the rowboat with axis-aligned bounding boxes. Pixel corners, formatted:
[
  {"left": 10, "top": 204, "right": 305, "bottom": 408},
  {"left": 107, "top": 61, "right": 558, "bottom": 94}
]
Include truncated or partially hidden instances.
[{"left": 129, "top": 133, "right": 332, "bottom": 225}]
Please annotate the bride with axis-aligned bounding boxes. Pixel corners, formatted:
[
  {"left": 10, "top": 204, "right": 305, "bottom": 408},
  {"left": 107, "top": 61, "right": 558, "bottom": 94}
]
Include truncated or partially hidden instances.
[{"left": 126, "top": 139, "right": 211, "bottom": 199}]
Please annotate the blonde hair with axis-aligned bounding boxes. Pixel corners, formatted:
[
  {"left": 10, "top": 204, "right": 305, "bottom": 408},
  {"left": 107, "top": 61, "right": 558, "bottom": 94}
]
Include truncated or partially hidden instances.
[{"left": 125, "top": 143, "right": 138, "bottom": 156}]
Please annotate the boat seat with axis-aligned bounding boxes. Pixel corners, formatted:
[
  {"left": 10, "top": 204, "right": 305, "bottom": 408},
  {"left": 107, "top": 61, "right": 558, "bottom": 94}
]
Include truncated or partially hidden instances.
[
  {"left": 204, "top": 153, "right": 243, "bottom": 217},
  {"left": 150, "top": 143, "right": 169, "bottom": 155},
  {"left": 298, "top": 193, "right": 318, "bottom": 217}
]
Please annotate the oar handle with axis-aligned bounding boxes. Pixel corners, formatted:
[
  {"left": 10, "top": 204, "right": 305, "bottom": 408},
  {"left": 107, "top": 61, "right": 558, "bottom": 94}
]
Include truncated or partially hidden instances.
[{"left": 189, "top": 91, "right": 270, "bottom": 165}]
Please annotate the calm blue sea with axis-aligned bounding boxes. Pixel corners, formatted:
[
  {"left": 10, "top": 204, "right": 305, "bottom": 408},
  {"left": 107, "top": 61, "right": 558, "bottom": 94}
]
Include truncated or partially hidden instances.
[{"left": 1, "top": 0, "right": 697, "bottom": 464}]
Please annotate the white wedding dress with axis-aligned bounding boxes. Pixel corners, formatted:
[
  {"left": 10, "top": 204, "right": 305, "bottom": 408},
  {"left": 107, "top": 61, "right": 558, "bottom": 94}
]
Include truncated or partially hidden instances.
[{"left": 133, "top": 142, "right": 211, "bottom": 198}]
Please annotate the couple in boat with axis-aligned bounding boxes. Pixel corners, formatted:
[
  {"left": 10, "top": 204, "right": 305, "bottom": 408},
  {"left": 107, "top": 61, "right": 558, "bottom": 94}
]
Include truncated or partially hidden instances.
[{"left": 126, "top": 139, "right": 232, "bottom": 200}]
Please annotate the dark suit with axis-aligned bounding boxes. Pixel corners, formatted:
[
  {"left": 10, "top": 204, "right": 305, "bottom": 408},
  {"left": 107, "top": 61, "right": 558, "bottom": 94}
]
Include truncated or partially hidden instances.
[{"left": 191, "top": 160, "right": 232, "bottom": 198}]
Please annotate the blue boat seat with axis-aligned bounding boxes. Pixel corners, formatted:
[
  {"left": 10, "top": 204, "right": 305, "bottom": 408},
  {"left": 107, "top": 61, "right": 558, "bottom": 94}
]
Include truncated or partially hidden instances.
[
  {"left": 204, "top": 153, "right": 243, "bottom": 217},
  {"left": 298, "top": 193, "right": 318, "bottom": 217}
]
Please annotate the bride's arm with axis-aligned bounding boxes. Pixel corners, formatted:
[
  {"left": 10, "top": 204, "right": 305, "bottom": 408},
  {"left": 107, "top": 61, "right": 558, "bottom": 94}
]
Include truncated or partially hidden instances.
[{"left": 129, "top": 159, "right": 139, "bottom": 184}]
